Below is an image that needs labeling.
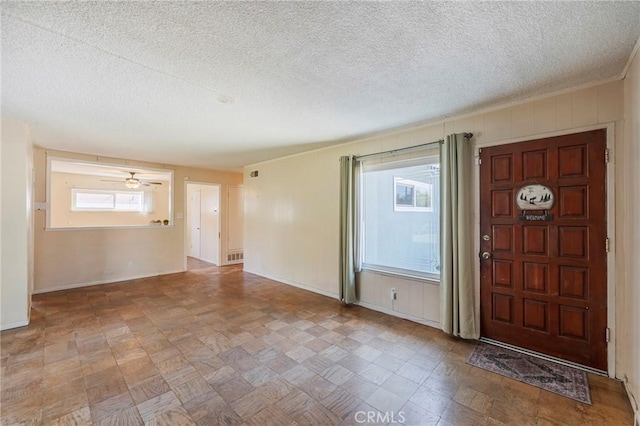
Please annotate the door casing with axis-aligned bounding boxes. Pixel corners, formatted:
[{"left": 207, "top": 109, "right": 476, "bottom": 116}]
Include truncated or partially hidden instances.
[{"left": 472, "top": 123, "right": 616, "bottom": 377}]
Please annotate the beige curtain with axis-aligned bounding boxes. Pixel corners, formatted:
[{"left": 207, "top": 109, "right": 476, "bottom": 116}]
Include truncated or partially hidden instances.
[
  {"left": 440, "top": 133, "right": 478, "bottom": 338},
  {"left": 339, "top": 155, "right": 357, "bottom": 304}
]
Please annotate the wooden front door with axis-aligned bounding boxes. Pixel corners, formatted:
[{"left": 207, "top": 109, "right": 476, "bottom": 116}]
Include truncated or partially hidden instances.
[{"left": 479, "top": 129, "right": 608, "bottom": 371}]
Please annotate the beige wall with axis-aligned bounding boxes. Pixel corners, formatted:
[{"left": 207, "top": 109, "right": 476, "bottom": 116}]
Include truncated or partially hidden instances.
[
  {"left": 1, "top": 117, "right": 34, "bottom": 330},
  {"left": 34, "top": 148, "right": 242, "bottom": 293},
  {"left": 622, "top": 48, "right": 640, "bottom": 422},
  {"left": 50, "top": 172, "right": 171, "bottom": 228},
  {"left": 244, "top": 79, "right": 629, "bottom": 369}
]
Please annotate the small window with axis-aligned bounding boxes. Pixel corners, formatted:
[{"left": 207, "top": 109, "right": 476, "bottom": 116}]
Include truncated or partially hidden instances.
[
  {"left": 72, "top": 189, "right": 144, "bottom": 212},
  {"left": 394, "top": 178, "right": 433, "bottom": 212}
]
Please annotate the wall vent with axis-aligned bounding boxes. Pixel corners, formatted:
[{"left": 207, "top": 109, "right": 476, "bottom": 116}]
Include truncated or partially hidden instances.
[{"left": 227, "top": 252, "right": 244, "bottom": 262}]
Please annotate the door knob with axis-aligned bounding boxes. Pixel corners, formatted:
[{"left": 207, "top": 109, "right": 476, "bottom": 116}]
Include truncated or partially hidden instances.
[{"left": 481, "top": 252, "right": 492, "bottom": 259}]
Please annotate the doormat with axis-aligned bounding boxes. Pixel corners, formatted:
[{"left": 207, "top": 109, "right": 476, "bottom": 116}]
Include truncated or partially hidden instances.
[{"left": 467, "top": 343, "right": 592, "bottom": 405}]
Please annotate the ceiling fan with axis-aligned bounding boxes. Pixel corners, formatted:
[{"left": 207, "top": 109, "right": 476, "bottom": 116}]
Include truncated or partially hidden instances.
[{"left": 102, "top": 171, "right": 163, "bottom": 189}]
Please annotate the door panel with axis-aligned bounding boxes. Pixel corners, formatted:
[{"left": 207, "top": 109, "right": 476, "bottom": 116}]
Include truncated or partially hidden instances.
[
  {"left": 200, "top": 185, "right": 220, "bottom": 265},
  {"left": 480, "top": 129, "right": 607, "bottom": 371}
]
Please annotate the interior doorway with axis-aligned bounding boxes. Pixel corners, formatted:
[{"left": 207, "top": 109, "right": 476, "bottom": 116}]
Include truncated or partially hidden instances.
[{"left": 186, "top": 183, "right": 221, "bottom": 267}]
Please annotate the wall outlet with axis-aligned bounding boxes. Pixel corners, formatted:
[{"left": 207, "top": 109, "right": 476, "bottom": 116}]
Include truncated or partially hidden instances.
[
  {"left": 127, "top": 261, "right": 134, "bottom": 268},
  {"left": 390, "top": 287, "right": 397, "bottom": 300}
]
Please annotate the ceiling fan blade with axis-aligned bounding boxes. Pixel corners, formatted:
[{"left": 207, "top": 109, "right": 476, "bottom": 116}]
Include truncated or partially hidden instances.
[
  {"left": 142, "top": 181, "right": 163, "bottom": 185},
  {"left": 101, "top": 179, "right": 125, "bottom": 183}
]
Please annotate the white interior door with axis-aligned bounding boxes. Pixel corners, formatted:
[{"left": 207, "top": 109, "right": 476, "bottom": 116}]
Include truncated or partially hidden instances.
[
  {"left": 189, "top": 189, "right": 201, "bottom": 258},
  {"left": 199, "top": 185, "right": 220, "bottom": 265}
]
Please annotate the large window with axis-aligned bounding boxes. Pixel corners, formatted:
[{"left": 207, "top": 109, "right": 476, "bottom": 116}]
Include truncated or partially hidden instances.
[{"left": 361, "top": 154, "right": 440, "bottom": 278}]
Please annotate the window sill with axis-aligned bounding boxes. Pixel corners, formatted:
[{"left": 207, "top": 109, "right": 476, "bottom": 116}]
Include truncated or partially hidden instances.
[{"left": 359, "top": 267, "right": 440, "bottom": 285}]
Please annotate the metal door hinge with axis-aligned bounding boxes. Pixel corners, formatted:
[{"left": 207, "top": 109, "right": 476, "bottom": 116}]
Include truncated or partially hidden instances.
[
  {"left": 606, "top": 238, "right": 610, "bottom": 253},
  {"left": 475, "top": 158, "right": 482, "bottom": 165},
  {"left": 606, "top": 327, "right": 611, "bottom": 343},
  {"left": 605, "top": 149, "right": 610, "bottom": 163}
]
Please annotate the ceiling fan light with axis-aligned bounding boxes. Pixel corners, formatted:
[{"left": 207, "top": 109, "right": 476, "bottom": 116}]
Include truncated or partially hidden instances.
[{"left": 125, "top": 178, "right": 140, "bottom": 189}]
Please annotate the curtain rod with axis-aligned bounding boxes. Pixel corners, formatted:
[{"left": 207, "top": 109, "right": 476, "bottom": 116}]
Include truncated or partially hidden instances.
[
  {"left": 354, "top": 133, "right": 472, "bottom": 161},
  {"left": 354, "top": 139, "right": 442, "bottom": 161}
]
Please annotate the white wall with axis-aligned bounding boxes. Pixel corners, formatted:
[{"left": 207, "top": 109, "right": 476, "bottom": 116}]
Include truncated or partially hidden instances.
[
  {"left": 34, "top": 148, "right": 242, "bottom": 293},
  {"left": 227, "top": 185, "right": 244, "bottom": 260},
  {"left": 244, "top": 80, "right": 628, "bottom": 355},
  {"left": 621, "top": 47, "right": 640, "bottom": 423},
  {"left": 1, "top": 117, "right": 34, "bottom": 330},
  {"left": 245, "top": 151, "right": 339, "bottom": 296}
]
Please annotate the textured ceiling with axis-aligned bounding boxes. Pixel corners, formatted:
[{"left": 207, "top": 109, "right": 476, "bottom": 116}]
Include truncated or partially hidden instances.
[{"left": 2, "top": 2, "right": 639, "bottom": 171}]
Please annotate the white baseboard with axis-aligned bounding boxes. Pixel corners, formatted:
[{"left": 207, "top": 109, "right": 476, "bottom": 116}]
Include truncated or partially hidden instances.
[
  {"left": 355, "top": 300, "right": 441, "bottom": 330},
  {"left": 0, "top": 320, "right": 29, "bottom": 331},
  {"left": 32, "top": 269, "right": 185, "bottom": 294},
  {"left": 622, "top": 377, "right": 639, "bottom": 426},
  {"left": 242, "top": 268, "right": 339, "bottom": 300}
]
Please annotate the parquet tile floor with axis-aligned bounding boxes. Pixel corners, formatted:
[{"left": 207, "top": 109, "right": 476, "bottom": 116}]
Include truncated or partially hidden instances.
[
  {"left": 186, "top": 257, "right": 216, "bottom": 271},
  {"left": 1, "top": 265, "right": 634, "bottom": 425}
]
